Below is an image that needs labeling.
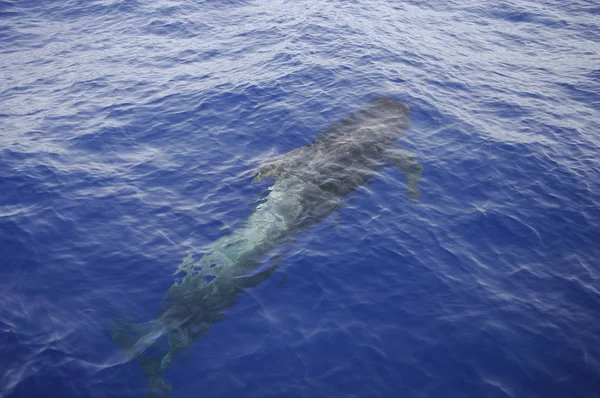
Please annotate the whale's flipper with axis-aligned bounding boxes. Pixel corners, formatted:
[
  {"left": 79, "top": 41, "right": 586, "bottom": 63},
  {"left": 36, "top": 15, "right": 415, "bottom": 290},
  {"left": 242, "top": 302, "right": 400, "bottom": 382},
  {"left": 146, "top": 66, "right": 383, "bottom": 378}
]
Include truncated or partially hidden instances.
[
  {"left": 231, "top": 261, "right": 280, "bottom": 290},
  {"left": 383, "top": 147, "right": 423, "bottom": 200}
]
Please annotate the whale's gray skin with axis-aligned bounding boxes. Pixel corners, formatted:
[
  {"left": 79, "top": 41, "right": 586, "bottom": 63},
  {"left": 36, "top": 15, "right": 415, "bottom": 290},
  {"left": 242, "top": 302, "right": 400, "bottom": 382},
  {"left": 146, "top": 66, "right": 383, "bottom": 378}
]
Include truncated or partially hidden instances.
[{"left": 112, "top": 97, "right": 422, "bottom": 397}]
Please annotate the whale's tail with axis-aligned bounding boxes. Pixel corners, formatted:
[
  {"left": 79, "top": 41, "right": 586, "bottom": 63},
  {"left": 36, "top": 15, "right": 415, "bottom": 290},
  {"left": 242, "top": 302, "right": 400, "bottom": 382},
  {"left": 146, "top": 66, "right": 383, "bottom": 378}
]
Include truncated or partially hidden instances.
[
  {"left": 110, "top": 320, "right": 170, "bottom": 397},
  {"left": 111, "top": 317, "right": 211, "bottom": 397},
  {"left": 111, "top": 253, "right": 280, "bottom": 397}
]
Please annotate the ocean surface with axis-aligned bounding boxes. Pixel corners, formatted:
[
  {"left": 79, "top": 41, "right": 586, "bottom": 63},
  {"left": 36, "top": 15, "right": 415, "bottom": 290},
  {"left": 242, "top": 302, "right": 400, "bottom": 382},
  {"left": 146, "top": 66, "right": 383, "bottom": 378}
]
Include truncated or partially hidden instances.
[{"left": 1, "top": 0, "right": 599, "bottom": 397}]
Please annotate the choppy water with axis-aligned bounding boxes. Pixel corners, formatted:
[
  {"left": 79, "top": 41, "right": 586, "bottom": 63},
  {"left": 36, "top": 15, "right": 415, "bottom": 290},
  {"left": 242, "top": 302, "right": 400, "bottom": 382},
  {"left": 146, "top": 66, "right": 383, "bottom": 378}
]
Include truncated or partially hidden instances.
[{"left": 1, "top": 0, "right": 599, "bottom": 397}]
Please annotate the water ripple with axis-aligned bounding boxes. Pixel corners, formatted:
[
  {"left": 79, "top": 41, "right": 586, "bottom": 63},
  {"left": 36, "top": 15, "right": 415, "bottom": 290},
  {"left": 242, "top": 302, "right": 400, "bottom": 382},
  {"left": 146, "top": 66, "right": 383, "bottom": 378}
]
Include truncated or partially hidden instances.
[{"left": 1, "top": 0, "right": 599, "bottom": 397}]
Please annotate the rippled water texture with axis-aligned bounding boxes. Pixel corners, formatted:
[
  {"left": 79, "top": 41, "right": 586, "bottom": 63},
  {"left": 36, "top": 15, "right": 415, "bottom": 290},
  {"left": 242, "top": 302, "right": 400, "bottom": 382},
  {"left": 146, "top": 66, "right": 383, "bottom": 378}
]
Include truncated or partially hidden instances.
[{"left": 1, "top": 1, "right": 599, "bottom": 397}]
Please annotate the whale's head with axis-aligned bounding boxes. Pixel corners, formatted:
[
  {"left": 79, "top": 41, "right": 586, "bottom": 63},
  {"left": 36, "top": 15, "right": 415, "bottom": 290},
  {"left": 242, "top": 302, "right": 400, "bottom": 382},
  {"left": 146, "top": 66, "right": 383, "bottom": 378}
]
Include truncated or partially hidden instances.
[
  {"left": 354, "top": 97, "right": 411, "bottom": 139},
  {"left": 367, "top": 96, "right": 411, "bottom": 124},
  {"left": 369, "top": 96, "right": 410, "bottom": 116}
]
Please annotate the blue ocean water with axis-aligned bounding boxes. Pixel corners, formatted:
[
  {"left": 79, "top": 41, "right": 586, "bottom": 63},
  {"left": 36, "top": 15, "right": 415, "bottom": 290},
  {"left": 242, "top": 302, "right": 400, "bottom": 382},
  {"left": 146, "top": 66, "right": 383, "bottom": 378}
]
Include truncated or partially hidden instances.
[{"left": 1, "top": 0, "right": 599, "bottom": 397}]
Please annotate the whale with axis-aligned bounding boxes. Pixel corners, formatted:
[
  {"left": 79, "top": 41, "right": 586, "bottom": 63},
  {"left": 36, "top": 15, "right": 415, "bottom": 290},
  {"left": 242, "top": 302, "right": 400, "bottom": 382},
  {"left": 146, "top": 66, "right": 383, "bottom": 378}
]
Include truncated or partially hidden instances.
[{"left": 111, "top": 96, "right": 423, "bottom": 397}]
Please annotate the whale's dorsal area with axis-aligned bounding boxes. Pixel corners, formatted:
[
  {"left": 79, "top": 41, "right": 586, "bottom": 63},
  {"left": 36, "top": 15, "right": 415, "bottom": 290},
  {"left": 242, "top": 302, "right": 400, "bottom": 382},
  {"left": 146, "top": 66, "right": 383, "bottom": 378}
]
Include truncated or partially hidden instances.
[
  {"left": 254, "top": 96, "right": 421, "bottom": 199},
  {"left": 314, "top": 96, "right": 411, "bottom": 145}
]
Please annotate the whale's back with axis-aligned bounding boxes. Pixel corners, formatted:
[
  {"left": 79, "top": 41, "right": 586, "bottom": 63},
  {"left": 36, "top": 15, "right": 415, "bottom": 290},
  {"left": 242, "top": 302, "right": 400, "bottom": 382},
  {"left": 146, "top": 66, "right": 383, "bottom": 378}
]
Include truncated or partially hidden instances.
[{"left": 315, "top": 97, "right": 411, "bottom": 146}]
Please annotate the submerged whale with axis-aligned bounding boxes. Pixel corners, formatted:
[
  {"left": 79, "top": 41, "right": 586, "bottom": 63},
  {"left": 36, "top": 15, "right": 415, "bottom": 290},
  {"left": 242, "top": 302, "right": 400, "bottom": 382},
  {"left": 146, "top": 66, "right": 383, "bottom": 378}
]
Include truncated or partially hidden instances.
[{"left": 112, "top": 96, "right": 423, "bottom": 397}]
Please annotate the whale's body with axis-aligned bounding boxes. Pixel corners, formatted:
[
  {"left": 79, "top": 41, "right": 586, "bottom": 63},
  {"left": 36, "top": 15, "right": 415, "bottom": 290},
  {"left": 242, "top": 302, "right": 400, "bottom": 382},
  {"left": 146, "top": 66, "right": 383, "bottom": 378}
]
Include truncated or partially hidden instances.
[{"left": 112, "top": 97, "right": 423, "bottom": 397}]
